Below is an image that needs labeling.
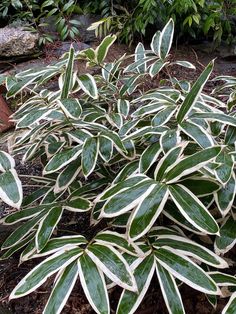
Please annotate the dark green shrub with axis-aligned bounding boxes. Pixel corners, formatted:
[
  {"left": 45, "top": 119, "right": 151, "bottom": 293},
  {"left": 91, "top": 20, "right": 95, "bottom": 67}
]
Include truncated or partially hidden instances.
[{"left": 0, "top": 19, "right": 236, "bottom": 314}]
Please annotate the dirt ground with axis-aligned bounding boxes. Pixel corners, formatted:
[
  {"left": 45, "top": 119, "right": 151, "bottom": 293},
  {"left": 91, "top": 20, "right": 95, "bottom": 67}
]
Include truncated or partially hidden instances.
[{"left": 0, "top": 40, "right": 235, "bottom": 314}]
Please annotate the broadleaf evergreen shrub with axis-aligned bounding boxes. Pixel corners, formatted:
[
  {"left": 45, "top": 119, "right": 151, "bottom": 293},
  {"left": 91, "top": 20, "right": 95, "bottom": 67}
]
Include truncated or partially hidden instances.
[{"left": 0, "top": 19, "right": 236, "bottom": 314}]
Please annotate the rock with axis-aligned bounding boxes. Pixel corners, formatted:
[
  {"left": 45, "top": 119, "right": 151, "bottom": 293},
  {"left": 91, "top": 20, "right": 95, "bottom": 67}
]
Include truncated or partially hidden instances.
[
  {"left": 0, "top": 26, "right": 39, "bottom": 57},
  {"left": 52, "top": 41, "right": 90, "bottom": 57}
]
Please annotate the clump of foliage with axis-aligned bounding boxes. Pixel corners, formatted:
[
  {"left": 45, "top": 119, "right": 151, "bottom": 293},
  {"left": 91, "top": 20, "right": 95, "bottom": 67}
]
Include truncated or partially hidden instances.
[
  {"left": 87, "top": 0, "right": 236, "bottom": 45},
  {"left": 0, "top": 19, "right": 236, "bottom": 314},
  {"left": 0, "top": 0, "right": 82, "bottom": 44}
]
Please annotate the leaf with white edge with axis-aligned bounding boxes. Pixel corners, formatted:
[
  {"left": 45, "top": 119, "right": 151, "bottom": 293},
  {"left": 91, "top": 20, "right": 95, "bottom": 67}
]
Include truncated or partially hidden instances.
[
  {"left": 0, "top": 169, "right": 22, "bottom": 209},
  {"left": 78, "top": 74, "right": 98, "bottom": 99},
  {"left": 164, "top": 146, "right": 221, "bottom": 184},
  {"left": 54, "top": 159, "right": 81, "bottom": 193},
  {"left": 225, "top": 125, "right": 236, "bottom": 146},
  {"left": 163, "top": 202, "right": 203, "bottom": 235},
  {"left": 63, "top": 197, "right": 92, "bottom": 212},
  {"left": 0, "top": 151, "right": 15, "bottom": 172},
  {"left": 154, "top": 247, "right": 220, "bottom": 295},
  {"left": 117, "top": 255, "right": 155, "bottom": 314},
  {"left": 156, "top": 262, "right": 185, "bottom": 314},
  {"left": 177, "top": 60, "right": 214, "bottom": 123},
  {"left": 60, "top": 46, "right": 75, "bottom": 99},
  {"left": 169, "top": 184, "right": 219, "bottom": 234},
  {"left": 180, "top": 121, "right": 214, "bottom": 148},
  {"left": 128, "top": 183, "right": 169, "bottom": 241},
  {"left": 215, "top": 151, "right": 234, "bottom": 185},
  {"left": 151, "top": 30, "right": 161, "bottom": 56},
  {"left": 101, "top": 130, "right": 127, "bottom": 154},
  {"left": 78, "top": 253, "right": 109, "bottom": 314},
  {"left": 160, "top": 129, "right": 181, "bottom": 153},
  {"left": 1, "top": 205, "right": 48, "bottom": 225},
  {"left": 159, "top": 18, "right": 174, "bottom": 59},
  {"left": 44, "top": 145, "right": 81, "bottom": 174},
  {"left": 190, "top": 112, "right": 236, "bottom": 127},
  {"left": 149, "top": 60, "right": 168, "bottom": 78},
  {"left": 99, "top": 136, "right": 113, "bottom": 162},
  {"left": 117, "top": 99, "right": 130, "bottom": 117},
  {"left": 155, "top": 144, "right": 186, "bottom": 181},
  {"left": 152, "top": 106, "right": 176, "bottom": 126},
  {"left": 101, "top": 180, "right": 154, "bottom": 218},
  {"left": 22, "top": 187, "right": 52, "bottom": 207},
  {"left": 10, "top": 247, "right": 82, "bottom": 298},
  {"left": 34, "top": 235, "right": 87, "bottom": 257},
  {"left": 58, "top": 98, "right": 82, "bottom": 119},
  {"left": 86, "top": 243, "right": 137, "bottom": 292},
  {"left": 96, "top": 35, "right": 116, "bottom": 64},
  {"left": 43, "top": 260, "right": 79, "bottom": 314},
  {"left": 135, "top": 42, "right": 146, "bottom": 73},
  {"left": 222, "top": 291, "right": 236, "bottom": 314},
  {"left": 36, "top": 206, "right": 63, "bottom": 251},
  {"left": 2, "top": 210, "right": 47, "bottom": 249},
  {"left": 82, "top": 136, "right": 99, "bottom": 177},
  {"left": 181, "top": 177, "right": 220, "bottom": 197},
  {"left": 17, "top": 109, "right": 50, "bottom": 128},
  {"left": 208, "top": 272, "right": 236, "bottom": 286},
  {"left": 94, "top": 231, "right": 139, "bottom": 256},
  {"left": 139, "top": 142, "right": 161, "bottom": 173},
  {"left": 153, "top": 235, "right": 228, "bottom": 268},
  {"left": 215, "top": 173, "right": 236, "bottom": 217},
  {"left": 68, "top": 129, "right": 92, "bottom": 144},
  {"left": 0, "top": 232, "right": 35, "bottom": 260},
  {"left": 171, "top": 61, "right": 196, "bottom": 69},
  {"left": 113, "top": 160, "right": 139, "bottom": 183},
  {"left": 99, "top": 175, "right": 146, "bottom": 201},
  {"left": 215, "top": 216, "right": 236, "bottom": 254}
]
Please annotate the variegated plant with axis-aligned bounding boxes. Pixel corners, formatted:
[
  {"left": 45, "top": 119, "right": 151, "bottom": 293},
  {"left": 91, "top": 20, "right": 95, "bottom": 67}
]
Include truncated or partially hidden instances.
[{"left": 0, "top": 19, "right": 236, "bottom": 314}]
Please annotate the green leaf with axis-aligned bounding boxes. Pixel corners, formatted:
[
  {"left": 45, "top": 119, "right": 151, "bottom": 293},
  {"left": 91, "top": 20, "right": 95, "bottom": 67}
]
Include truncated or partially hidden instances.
[
  {"left": 86, "top": 243, "right": 137, "bottom": 291},
  {"left": 153, "top": 235, "right": 227, "bottom": 268},
  {"left": 2, "top": 210, "right": 46, "bottom": 249},
  {"left": 181, "top": 177, "right": 220, "bottom": 197},
  {"left": 63, "top": 197, "right": 92, "bottom": 212},
  {"left": 44, "top": 145, "right": 82, "bottom": 174},
  {"left": 0, "top": 151, "right": 15, "bottom": 171},
  {"left": 159, "top": 18, "right": 174, "bottom": 59},
  {"left": 169, "top": 184, "right": 219, "bottom": 234},
  {"left": 222, "top": 292, "right": 236, "bottom": 314},
  {"left": 78, "top": 74, "right": 98, "bottom": 99},
  {"left": 61, "top": 46, "right": 75, "bottom": 99},
  {"left": 151, "top": 30, "right": 161, "bottom": 56},
  {"left": 180, "top": 121, "right": 214, "bottom": 148},
  {"left": 139, "top": 142, "right": 161, "bottom": 173},
  {"left": 177, "top": 60, "right": 214, "bottom": 123},
  {"left": 152, "top": 106, "right": 176, "bottom": 126},
  {"left": 117, "top": 255, "right": 155, "bottom": 314},
  {"left": 164, "top": 146, "right": 221, "bottom": 183},
  {"left": 44, "top": 261, "right": 79, "bottom": 314},
  {"left": 160, "top": 129, "right": 180, "bottom": 153},
  {"left": 78, "top": 254, "right": 109, "bottom": 314},
  {"left": 96, "top": 35, "right": 116, "bottom": 64},
  {"left": 209, "top": 272, "right": 236, "bottom": 286},
  {"left": 82, "top": 137, "right": 99, "bottom": 177},
  {"left": 58, "top": 98, "right": 82, "bottom": 119},
  {"left": 215, "top": 151, "right": 234, "bottom": 185},
  {"left": 155, "top": 144, "right": 186, "bottom": 181},
  {"left": 117, "top": 99, "right": 130, "bottom": 117},
  {"left": 10, "top": 247, "right": 82, "bottom": 298},
  {"left": 0, "top": 169, "right": 22, "bottom": 209},
  {"left": 54, "top": 159, "right": 81, "bottom": 193},
  {"left": 190, "top": 112, "right": 236, "bottom": 127},
  {"left": 36, "top": 206, "right": 63, "bottom": 251},
  {"left": 215, "top": 173, "right": 236, "bottom": 216},
  {"left": 99, "top": 136, "right": 113, "bottom": 162},
  {"left": 156, "top": 262, "right": 185, "bottom": 314},
  {"left": 17, "top": 109, "right": 49, "bottom": 128},
  {"left": 215, "top": 216, "right": 236, "bottom": 254},
  {"left": 101, "top": 180, "right": 154, "bottom": 218},
  {"left": 94, "top": 231, "right": 139, "bottom": 256},
  {"left": 128, "top": 183, "right": 169, "bottom": 240},
  {"left": 154, "top": 247, "right": 219, "bottom": 294}
]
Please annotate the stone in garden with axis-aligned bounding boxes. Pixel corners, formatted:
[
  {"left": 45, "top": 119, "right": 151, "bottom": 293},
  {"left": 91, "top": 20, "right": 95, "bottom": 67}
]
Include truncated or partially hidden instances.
[{"left": 0, "top": 26, "right": 39, "bottom": 57}]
